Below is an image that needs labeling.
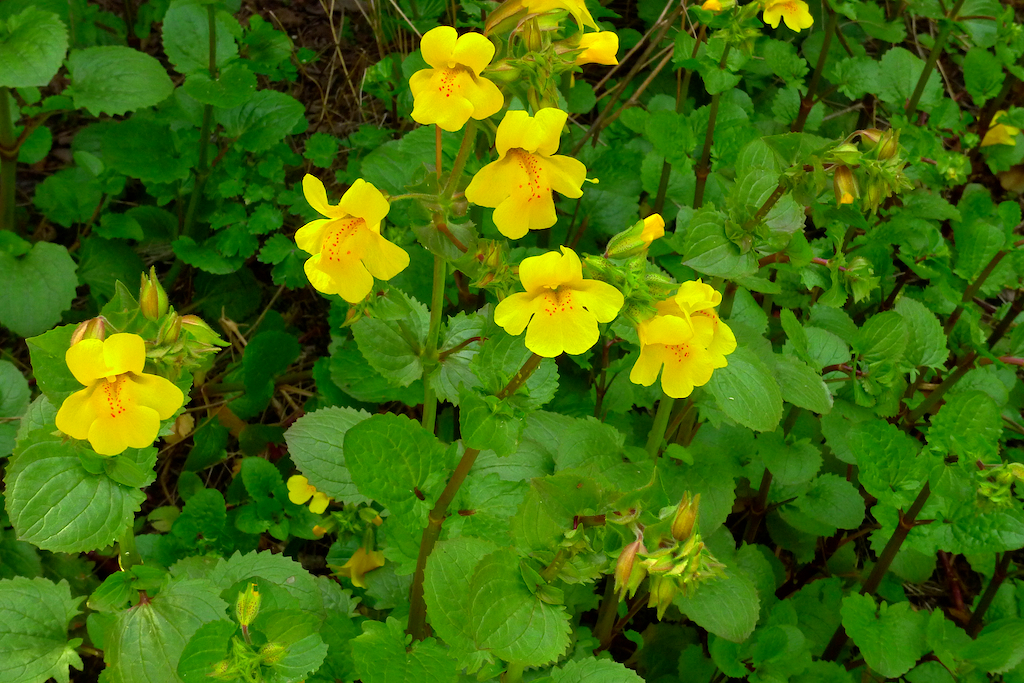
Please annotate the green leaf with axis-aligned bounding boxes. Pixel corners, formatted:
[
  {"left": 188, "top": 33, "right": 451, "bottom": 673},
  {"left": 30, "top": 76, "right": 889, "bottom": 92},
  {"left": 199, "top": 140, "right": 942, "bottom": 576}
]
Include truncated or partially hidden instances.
[
  {"left": 0, "top": 7, "right": 68, "bottom": 88},
  {"left": 0, "top": 359, "right": 29, "bottom": 456},
  {"left": 217, "top": 90, "right": 306, "bottom": 153},
  {"left": 847, "top": 419, "right": 926, "bottom": 508},
  {"left": 707, "top": 346, "right": 784, "bottom": 432},
  {"left": 240, "top": 456, "right": 284, "bottom": 500},
  {"left": 351, "top": 297, "right": 429, "bottom": 388},
  {"left": 757, "top": 431, "right": 820, "bottom": 486},
  {"left": 343, "top": 413, "right": 448, "bottom": 518},
  {"left": 644, "top": 110, "right": 693, "bottom": 168},
  {"left": 963, "top": 47, "right": 1005, "bottom": 107},
  {"left": 206, "top": 551, "right": 323, "bottom": 620},
  {"left": 176, "top": 619, "right": 235, "bottom": 683},
  {"left": 876, "top": 47, "right": 943, "bottom": 111},
  {"left": 78, "top": 237, "right": 145, "bottom": 303},
  {"left": 682, "top": 206, "right": 759, "bottom": 279},
  {"left": 471, "top": 334, "right": 558, "bottom": 411},
  {"left": 67, "top": 46, "right": 174, "bottom": 116},
  {"left": 233, "top": 330, "right": 300, "bottom": 418},
  {"left": 32, "top": 167, "right": 102, "bottom": 228},
  {"left": 675, "top": 566, "right": 760, "bottom": 643},
  {"left": 953, "top": 219, "right": 1004, "bottom": 282},
  {"left": 268, "top": 632, "right": 329, "bottom": 682},
  {"left": 303, "top": 132, "right": 340, "bottom": 168},
  {"left": 831, "top": 56, "right": 880, "bottom": 99},
  {"left": 181, "top": 62, "right": 257, "bottom": 108},
  {"left": 772, "top": 354, "right": 833, "bottom": 414},
  {"left": 791, "top": 474, "right": 865, "bottom": 534},
  {"left": 102, "top": 118, "right": 190, "bottom": 183},
  {"left": 430, "top": 311, "right": 485, "bottom": 404},
  {"left": 466, "top": 548, "right": 571, "bottom": 664},
  {"left": 960, "top": 618, "right": 1024, "bottom": 674},
  {"left": 548, "top": 658, "right": 645, "bottom": 683},
  {"left": 351, "top": 617, "right": 458, "bottom": 683},
  {"left": 161, "top": 0, "right": 238, "bottom": 75},
  {"left": 459, "top": 389, "right": 522, "bottom": 457},
  {"left": 0, "top": 241, "right": 78, "bottom": 337},
  {"left": 5, "top": 440, "right": 146, "bottom": 553},
  {"left": 841, "top": 594, "right": 928, "bottom": 678},
  {"left": 105, "top": 578, "right": 229, "bottom": 683},
  {"left": 853, "top": 311, "right": 907, "bottom": 365},
  {"left": 779, "top": 309, "right": 810, "bottom": 363},
  {"left": 926, "top": 390, "right": 1001, "bottom": 458},
  {"left": 0, "top": 577, "right": 84, "bottom": 683},
  {"left": 284, "top": 406, "right": 371, "bottom": 502},
  {"left": 894, "top": 297, "right": 948, "bottom": 370},
  {"left": 258, "top": 234, "right": 307, "bottom": 289},
  {"left": 172, "top": 236, "right": 243, "bottom": 275}
]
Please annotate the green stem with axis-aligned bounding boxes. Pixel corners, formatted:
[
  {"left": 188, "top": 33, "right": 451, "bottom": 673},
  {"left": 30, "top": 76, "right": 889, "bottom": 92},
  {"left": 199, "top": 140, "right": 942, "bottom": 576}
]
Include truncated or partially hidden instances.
[
  {"left": 503, "top": 662, "right": 525, "bottom": 683},
  {"left": 944, "top": 248, "right": 1008, "bottom": 334},
  {"left": 693, "top": 45, "right": 732, "bottom": 209},
  {"left": 421, "top": 255, "right": 447, "bottom": 433},
  {"left": 904, "top": 352, "right": 976, "bottom": 425},
  {"left": 117, "top": 526, "right": 142, "bottom": 571},
  {"left": 743, "top": 407, "right": 801, "bottom": 543},
  {"left": 905, "top": 0, "right": 967, "bottom": 117},
  {"left": 408, "top": 353, "right": 544, "bottom": 640},
  {"left": 645, "top": 392, "right": 676, "bottom": 457},
  {"left": 540, "top": 549, "right": 569, "bottom": 582},
  {"left": 792, "top": 5, "right": 836, "bottom": 133},
  {"left": 821, "top": 481, "right": 932, "bottom": 661},
  {"left": 988, "top": 292, "right": 1024, "bottom": 347},
  {"left": 441, "top": 120, "right": 477, "bottom": 201},
  {"left": 966, "top": 552, "right": 1014, "bottom": 637},
  {"left": 743, "top": 184, "right": 786, "bottom": 231},
  {"left": 0, "top": 87, "right": 17, "bottom": 232}
]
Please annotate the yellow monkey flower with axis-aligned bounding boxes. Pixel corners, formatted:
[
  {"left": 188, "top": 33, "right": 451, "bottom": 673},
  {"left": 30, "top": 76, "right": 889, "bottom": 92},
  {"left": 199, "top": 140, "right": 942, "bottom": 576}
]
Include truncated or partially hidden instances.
[
  {"left": 576, "top": 31, "right": 619, "bottom": 66},
  {"left": 409, "top": 26, "right": 504, "bottom": 132},
  {"left": 523, "top": 0, "right": 599, "bottom": 30},
  {"left": 465, "top": 108, "right": 587, "bottom": 239},
  {"left": 762, "top": 0, "right": 813, "bottom": 31},
  {"left": 287, "top": 475, "right": 331, "bottom": 514},
  {"left": 494, "top": 246, "right": 624, "bottom": 357},
  {"left": 334, "top": 548, "right": 386, "bottom": 589},
  {"left": 295, "top": 175, "right": 409, "bottom": 303},
  {"left": 675, "top": 280, "right": 736, "bottom": 361},
  {"left": 55, "top": 333, "right": 185, "bottom": 456},
  {"left": 981, "top": 110, "right": 1020, "bottom": 147}
]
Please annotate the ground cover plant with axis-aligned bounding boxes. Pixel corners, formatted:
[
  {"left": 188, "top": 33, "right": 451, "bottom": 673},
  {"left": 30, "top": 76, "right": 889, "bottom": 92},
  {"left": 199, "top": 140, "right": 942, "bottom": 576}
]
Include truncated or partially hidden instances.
[{"left": 1, "top": 0, "right": 1024, "bottom": 681}]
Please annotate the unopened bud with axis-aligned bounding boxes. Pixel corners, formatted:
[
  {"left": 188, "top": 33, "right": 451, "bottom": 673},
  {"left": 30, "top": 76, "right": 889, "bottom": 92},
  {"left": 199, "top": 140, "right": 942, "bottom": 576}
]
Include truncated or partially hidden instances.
[
  {"left": 876, "top": 130, "right": 899, "bottom": 160},
  {"left": 208, "top": 660, "right": 235, "bottom": 680},
  {"left": 613, "top": 539, "right": 647, "bottom": 600},
  {"left": 180, "top": 315, "right": 227, "bottom": 346},
  {"left": 858, "top": 128, "right": 883, "bottom": 144},
  {"left": 159, "top": 312, "right": 182, "bottom": 344},
  {"left": 139, "top": 266, "right": 169, "bottom": 321},
  {"left": 671, "top": 492, "right": 700, "bottom": 541},
  {"left": 235, "top": 583, "right": 261, "bottom": 627},
  {"left": 702, "top": 0, "right": 723, "bottom": 10},
  {"left": 833, "top": 166, "right": 857, "bottom": 206},
  {"left": 259, "top": 641, "right": 287, "bottom": 665},
  {"left": 647, "top": 575, "right": 680, "bottom": 620},
  {"left": 831, "top": 143, "right": 861, "bottom": 165},
  {"left": 71, "top": 317, "right": 107, "bottom": 345},
  {"left": 1008, "top": 463, "right": 1024, "bottom": 481},
  {"left": 604, "top": 214, "right": 665, "bottom": 259}
]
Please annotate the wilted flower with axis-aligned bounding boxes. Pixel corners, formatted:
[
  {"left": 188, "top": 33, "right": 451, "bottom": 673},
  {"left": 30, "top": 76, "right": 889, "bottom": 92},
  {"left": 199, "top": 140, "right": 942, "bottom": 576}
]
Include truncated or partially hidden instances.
[
  {"left": 335, "top": 548, "right": 386, "bottom": 588},
  {"left": 981, "top": 110, "right": 1020, "bottom": 147}
]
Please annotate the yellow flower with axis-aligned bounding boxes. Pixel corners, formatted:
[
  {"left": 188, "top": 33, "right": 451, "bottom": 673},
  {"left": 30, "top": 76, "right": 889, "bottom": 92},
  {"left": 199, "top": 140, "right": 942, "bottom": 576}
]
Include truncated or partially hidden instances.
[
  {"left": 523, "top": 0, "right": 598, "bottom": 30},
  {"left": 981, "top": 110, "right": 1020, "bottom": 147},
  {"left": 409, "top": 26, "right": 504, "bottom": 132},
  {"left": 641, "top": 214, "right": 665, "bottom": 244},
  {"left": 335, "top": 548, "right": 385, "bottom": 589},
  {"left": 287, "top": 475, "right": 330, "bottom": 514},
  {"left": 630, "top": 281, "right": 735, "bottom": 398},
  {"left": 295, "top": 175, "right": 409, "bottom": 303},
  {"left": 55, "top": 333, "right": 185, "bottom": 456},
  {"left": 762, "top": 0, "right": 813, "bottom": 31},
  {"left": 576, "top": 31, "right": 618, "bottom": 66},
  {"left": 833, "top": 165, "right": 857, "bottom": 205},
  {"left": 494, "top": 246, "right": 624, "bottom": 357},
  {"left": 702, "top": 0, "right": 723, "bottom": 10},
  {"left": 465, "top": 108, "right": 587, "bottom": 239}
]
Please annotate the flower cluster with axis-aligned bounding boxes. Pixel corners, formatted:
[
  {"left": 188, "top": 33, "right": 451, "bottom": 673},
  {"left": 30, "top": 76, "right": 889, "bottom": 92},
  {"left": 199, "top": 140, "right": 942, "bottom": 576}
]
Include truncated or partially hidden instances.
[{"left": 630, "top": 280, "right": 737, "bottom": 398}]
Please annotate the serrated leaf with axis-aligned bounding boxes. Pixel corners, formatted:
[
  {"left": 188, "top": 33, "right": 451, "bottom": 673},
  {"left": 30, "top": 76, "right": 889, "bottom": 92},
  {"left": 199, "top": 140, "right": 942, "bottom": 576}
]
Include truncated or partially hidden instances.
[
  {"left": 284, "top": 407, "right": 372, "bottom": 503},
  {"left": 926, "top": 390, "right": 1001, "bottom": 458},
  {"left": 351, "top": 298, "right": 428, "bottom": 388},
  {"left": 5, "top": 440, "right": 146, "bottom": 553},
  {"left": 0, "top": 577, "right": 84, "bottom": 683},
  {"left": 0, "top": 242, "right": 78, "bottom": 337},
  {"left": 0, "top": 359, "right": 29, "bottom": 456},
  {"left": 548, "top": 658, "right": 645, "bottom": 683},
  {"left": 757, "top": 431, "right": 821, "bottom": 486},
  {"left": 459, "top": 389, "right": 522, "bottom": 457},
  {"left": 105, "top": 578, "right": 229, "bottom": 683},
  {"left": 847, "top": 419, "right": 927, "bottom": 508},
  {"left": 343, "top": 413, "right": 448, "bottom": 518},
  {"left": 854, "top": 311, "right": 907, "bottom": 365},
  {"left": 707, "top": 346, "right": 784, "bottom": 432},
  {"left": 351, "top": 617, "right": 458, "bottom": 683},
  {"left": 181, "top": 62, "right": 256, "bottom": 108},
  {"left": 68, "top": 46, "right": 174, "bottom": 116},
  {"left": 471, "top": 334, "right": 558, "bottom": 410},
  {"left": 772, "top": 354, "right": 833, "bottom": 414},
  {"left": 894, "top": 297, "right": 948, "bottom": 369},
  {"left": 876, "top": 47, "right": 943, "bottom": 111},
  {"left": 675, "top": 567, "right": 759, "bottom": 643},
  {"left": 0, "top": 7, "right": 68, "bottom": 88},
  {"left": 430, "top": 312, "right": 485, "bottom": 404},
  {"left": 841, "top": 594, "right": 928, "bottom": 678},
  {"left": 963, "top": 47, "right": 1005, "bottom": 107},
  {"left": 960, "top": 618, "right": 1024, "bottom": 673},
  {"left": 682, "top": 206, "right": 759, "bottom": 279},
  {"left": 216, "top": 90, "right": 306, "bottom": 153},
  {"left": 101, "top": 118, "right": 190, "bottom": 183},
  {"left": 779, "top": 309, "right": 809, "bottom": 363},
  {"left": 792, "top": 474, "right": 864, "bottom": 533},
  {"left": 953, "top": 219, "right": 1004, "bottom": 282},
  {"left": 240, "top": 457, "right": 284, "bottom": 500},
  {"left": 205, "top": 551, "right": 323, "bottom": 620},
  {"left": 176, "top": 620, "right": 236, "bottom": 683}
]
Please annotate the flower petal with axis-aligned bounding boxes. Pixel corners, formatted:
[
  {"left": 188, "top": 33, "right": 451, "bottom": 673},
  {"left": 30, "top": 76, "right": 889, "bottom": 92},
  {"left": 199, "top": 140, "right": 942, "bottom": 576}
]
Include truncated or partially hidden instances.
[
  {"left": 130, "top": 373, "right": 185, "bottom": 420},
  {"left": 304, "top": 253, "right": 375, "bottom": 303},
  {"left": 492, "top": 189, "right": 556, "bottom": 238},
  {"left": 103, "top": 334, "right": 147, "bottom": 377},
  {"left": 532, "top": 108, "right": 568, "bottom": 157},
  {"left": 303, "top": 174, "right": 346, "bottom": 219},
  {"left": 411, "top": 77, "right": 476, "bottom": 131},
  {"left": 524, "top": 299, "right": 599, "bottom": 356},
  {"left": 675, "top": 279, "right": 721, "bottom": 314},
  {"left": 65, "top": 339, "right": 108, "bottom": 385},
  {"left": 519, "top": 247, "right": 582, "bottom": 293},
  {"left": 494, "top": 291, "right": 540, "bottom": 336},
  {"left": 420, "top": 25, "right": 457, "bottom": 69},
  {"left": 358, "top": 231, "right": 410, "bottom": 281},
  {"left": 495, "top": 110, "right": 533, "bottom": 157},
  {"left": 288, "top": 475, "right": 313, "bottom": 504},
  {"left": 451, "top": 31, "right": 495, "bottom": 75},
  {"left": 309, "top": 492, "right": 330, "bottom": 514},
  {"left": 762, "top": 5, "right": 782, "bottom": 27},
  {"left": 55, "top": 386, "right": 99, "bottom": 440},
  {"left": 338, "top": 179, "right": 390, "bottom": 227},
  {"left": 465, "top": 156, "right": 517, "bottom": 209},
  {"left": 630, "top": 345, "right": 665, "bottom": 387},
  {"left": 573, "top": 279, "right": 624, "bottom": 323},
  {"left": 462, "top": 74, "right": 504, "bottom": 122},
  {"left": 540, "top": 154, "right": 586, "bottom": 199},
  {"left": 87, "top": 405, "right": 161, "bottom": 455},
  {"left": 295, "top": 219, "right": 334, "bottom": 255},
  {"left": 577, "top": 31, "right": 619, "bottom": 66}
]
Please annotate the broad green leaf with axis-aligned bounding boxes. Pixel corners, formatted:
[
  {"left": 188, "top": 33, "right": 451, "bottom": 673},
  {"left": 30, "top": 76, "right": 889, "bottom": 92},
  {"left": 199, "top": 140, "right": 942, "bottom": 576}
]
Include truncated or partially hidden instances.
[
  {"left": 960, "top": 618, "right": 1024, "bottom": 674},
  {"left": 351, "top": 617, "right": 458, "bottom": 683},
  {"left": 176, "top": 620, "right": 236, "bottom": 683},
  {"left": 0, "top": 360, "right": 29, "bottom": 456},
  {"left": 894, "top": 297, "right": 948, "bottom": 370},
  {"left": 217, "top": 90, "right": 306, "bottom": 152},
  {"left": 105, "top": 578, "right": 229, "bottom": 683},
  {"left": 351, "top": 297, "right": 429, "bottom": 388},
  {"left": 459, "top": 389, "right": 523, "bottom": 457},
  {"left": 644, "top": 110, "right": 693, "bottom": 167},
  {"left": 329, "top": 342, "right": 423, "bottom": 406},
  {"left": 284, "top": 406, "right": 371, "bottom": 503},
  {"left": 926, "top": 390, "right": 1001, "bottom": 458},
  {"left": 232, "top": 330, "right": 301, "bottom": 418},
  {"left": 512, "top": 472, "right": 612, "bottom": 553},
  {"left": 77, "top": 238, "right": 144, "bottom": 303},
  {"left": 0, "top": 242, "right": 78, "bottom": 337},
  {"left": 181, "top": 62, "right": 256, "bottom": 108},
  {"left": 953, "top": 219, "right": 1004, "bottom": 282},
  {"left": 847, "top": 419, "right": 927, "bottom": 508},
  {"left": 447, "top": 473, "right": 527, "bottom": 544},
  {"left": 681, "top": 206, "right": 759, "bottom": 279},
  {"left": 67, "top": 46, "right": 174, "bottom": 116},
  {"left": 831, "top": 55, "right": 880, "bottom": 99},
  {"left": 791, "top": 474, "right": 865, "bottom": 534},
  {"left": 875, "top": 47, "right": 943, "bottom": 111},
  {"left": 172, "top": 237, "right": 244, "bottom": 275},
  {"left": 772, "top": 354, "right": 833, "bottom": 414},
  {"left": 5, "top": 440, "right": 146, "bottom": 553},
  {"left": 841, "top": 594, "right": 928, "bottom": 678},
  {"left": 268, "top": 632, "right": 329, "bottom": 682},
  {"left": 161, "top": 0, "right": 238, "bottom": 75},
  {"left": 757, "top": 431, "right": 821, "bottom": 486},
  {"left": 430, "top": 311, "right": 485, "bottom": 404},
  {"left": 0, "top": 7, "right": 68, "bottom": 88},
  {"left": 0, "top": 577, "right": 84, "bottom": 683},
  {"left": 675, "top": 566, "right": 760, "bottom": 643},
  {"left": 240, "top": 456, "right": 284, "bottom": 500},
  {"left": 467, "top": 548, "right": 571, "bottom": 664},
  {"left": 853, "top": 311, "right": 907, "bottom": 364},
  {"left": 779, "top": 309, "right": 809, "bottom": 363},
  {"left": 101, "top": 118, "right": 190, "bottom": 183},
  {"left": 343, "top": 413, "right": 448, "bottom": 518},
  {"left": 471, "top": 334, "right": 558, "bottom": 410},
  {"left": 547, "top": 658, "right": 645, "bottom": 683},
  {"left": 963, "top": 47, "right": 1005, "bottom": 106},
  {"left": 707, "top": 346, "right": 784, "bottom": 432},
  {"left": 205, "top": 551, "right": 323, "bottom": 620}
]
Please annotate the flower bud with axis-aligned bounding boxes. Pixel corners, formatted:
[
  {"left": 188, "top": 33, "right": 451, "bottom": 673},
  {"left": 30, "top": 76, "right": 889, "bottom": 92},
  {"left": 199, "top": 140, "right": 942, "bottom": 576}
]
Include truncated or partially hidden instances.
[
  {"left": 1008, "top": 463, "right": 1024, "bottom": 481},
  {"left": 70, "top": 317, "right": 107, "bottom": 345},
  {"left": 158, "top": 312, "right": 182, "bottom": 345},
  {"left": 180, "top": 315, "right": 226, "bottom": 346},
  {"left": 235, "top": 582, "right": 261, "bottom": 627},
  {"left": 831, "top": 143, "right": 861, "bottom": 165},
  {"left": 139, "top": 266, "right": 169, "bottom": 321},
  {"left": 259, "top": 642, "right": 287, "bottom": 665},
  {"left": 208, "top": 660, "right": 236, "bottom": 680},
  {"left": 604, "top": 214, "right": 665, "bottom": 259},
  {"left": 857, "top": 128, "right": 883, "bottom": 144},
  {"left": 647, "top": 575, "right": 680, "bottom": 620},
  {"left": 833, "top": 166, "right": 857, "bottom": 205},
  {"left": 613, "top": 538, "right": 647, "bottom": 600},
  {"left": 876, "top": 130, "right": 899, "bottom": 161},
  {"left": 671, "top": 492, "right": 700, "bottom": 542}
]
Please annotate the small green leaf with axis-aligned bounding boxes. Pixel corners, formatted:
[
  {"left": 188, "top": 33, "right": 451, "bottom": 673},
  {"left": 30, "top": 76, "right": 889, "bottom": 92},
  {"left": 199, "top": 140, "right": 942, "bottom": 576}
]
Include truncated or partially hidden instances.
[
  {"left": 772, "top": 354, "right": 833, "bottom": 414},
  {"left": 101, "top": 118, "right": 190, "bottom": 183},
  {"left": 0, "top": 242, "right": 78, "bottom": 337},
  {"left": 792, "top": 474, "right": 865, "bottom": 533},
  {"left": 181, "top": 62, "right": 256, "bottom": 108},
  {"left": 67, "top": 46, "right": 174, "bottom": 116},
  {"left": 894, "top": 297, "right": 948, "bottom": 370},
  {"left": 707, "top": 346, "right": 784, "bottom": 432},
  {"left": 675, "top": 566, "right": 759, "bottom": 643},
  {"left": 963, "top": 47, "right": 1005, "bottom": 107},
  {"left": 217, "top": 90, "right": 306, "bottom": 152},
  {"left": 0, "top": 577, "right": 84, "bottom": 683},
  {"left": 284, "top": 406, "right": 372, "bottom": 503},
  {"left": 960, "top": 618, "right": 1024, "bottom": 674},
  {"left": 875, "top": 47, "right": 943, "bottom": 111},
  {"left": 459, "top": 389, "right": 522, "bottom": 457},
  {"left": 351, "top": 618, "right": 458, "bottom": 683},
  {"left": 682, "top": 206, "right": 759, "bottom": 279},
  {"left": 548, "top": 658, "right": 645, "bottom": 683},
  {"left": 853, "top": 311, "right": 907, "bottom": 365},
  {"left": 351, "top": 298, "right": 429, "bottom": 389},
  {"left": 303, "top": 132, "right": 340, "bottom": 168},
  {"left": 0, "top": 7, "right": 68, "bottom": 88},
  {"left": 757, "top": 431, "right": 821, "bottom": 486},
  {"left": 953, "top": 219, "right": 1005, "bottom": 282},
  {"left": 847, "top": 419, "right": 927, "bottom": 508}
]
